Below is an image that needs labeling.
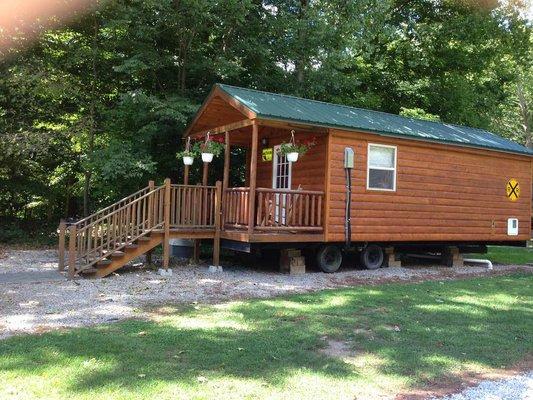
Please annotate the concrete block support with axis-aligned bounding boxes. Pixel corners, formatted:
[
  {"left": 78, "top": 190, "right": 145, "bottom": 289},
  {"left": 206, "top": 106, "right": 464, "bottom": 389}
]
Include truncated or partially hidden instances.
[
  {"left": 280, "top": 249, "right": 306, "bottom": 275},
  {"left": 442, "top": 246, "right": 464, "bottom": 268},
  {"left": 385, "top": 247, "right": 401, "bottom": 268}
]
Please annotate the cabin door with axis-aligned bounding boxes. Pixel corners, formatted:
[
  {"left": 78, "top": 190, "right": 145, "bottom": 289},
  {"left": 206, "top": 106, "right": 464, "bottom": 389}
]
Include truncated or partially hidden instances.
[{"left": 272, "top": 145, "right": 292, "bottom": 223}]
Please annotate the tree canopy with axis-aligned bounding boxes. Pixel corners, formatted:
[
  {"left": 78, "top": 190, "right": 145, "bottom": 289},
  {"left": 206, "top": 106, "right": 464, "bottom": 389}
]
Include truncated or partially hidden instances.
[{"left": 0, "top": 0, "right": 531, "bottom": 224}]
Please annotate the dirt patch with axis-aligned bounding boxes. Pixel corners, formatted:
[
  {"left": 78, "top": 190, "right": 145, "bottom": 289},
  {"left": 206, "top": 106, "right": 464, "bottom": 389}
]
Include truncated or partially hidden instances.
[
  {"left": 339, "top": 266, "right": 532, "bottom": 288},
  {"left": 319, "top": 338, "right": 355, "bottom": 359},
  {"left": 396, "top": 354, "right": 533, "bottom": 399}
]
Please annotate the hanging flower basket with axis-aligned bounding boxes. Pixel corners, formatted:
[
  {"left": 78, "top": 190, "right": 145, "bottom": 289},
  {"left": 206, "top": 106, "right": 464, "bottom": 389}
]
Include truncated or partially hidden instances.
[
  {"left": 177, "top": 137, "right": 197, "bottom": 165},
  {"left": 286, "top": 151, "right": 299, "bottom": 162},
  {"left": 182, "top": 154, "right": 194, "bottom": 165},
  {"left": 196, "top": 133, "right": 225, "bottom": 163},
  {"left": 201, "top": 152, "right": 214, "bottom": 163},
  {"left": 278, "top": 130, "right": 317, "bottom": 162}
]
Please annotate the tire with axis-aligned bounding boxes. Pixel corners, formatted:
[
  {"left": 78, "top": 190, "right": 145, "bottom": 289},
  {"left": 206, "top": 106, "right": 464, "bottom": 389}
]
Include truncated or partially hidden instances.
[
  {"left": 316, "top": 245, "right": 343, "bottom": 273},
  {"left": 360, "top": 245, "right": 384, "bottom": 270}
]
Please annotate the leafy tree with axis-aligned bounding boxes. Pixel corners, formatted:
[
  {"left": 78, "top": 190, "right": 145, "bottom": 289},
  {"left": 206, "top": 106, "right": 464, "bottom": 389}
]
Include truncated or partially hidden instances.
[{"left": 0, "top": 0, "right": 531, "bottom": 232}]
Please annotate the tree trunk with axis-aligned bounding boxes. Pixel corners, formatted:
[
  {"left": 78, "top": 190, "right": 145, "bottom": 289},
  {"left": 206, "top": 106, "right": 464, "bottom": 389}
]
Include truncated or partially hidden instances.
[
  {"left": 517, "top": 82, "right": 532, "bottom": 149},
  {"left": 83, "top": 13, "right": 99, "bottom": 216},
  {"left": 294, "top": 0, "right": 308, "bottom": 92}
]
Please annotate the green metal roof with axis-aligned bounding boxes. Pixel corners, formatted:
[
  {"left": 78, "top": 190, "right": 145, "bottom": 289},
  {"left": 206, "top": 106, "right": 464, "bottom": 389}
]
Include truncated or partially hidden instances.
[{"left": 217, "top": 84, "right": 533, "bottom": 156}]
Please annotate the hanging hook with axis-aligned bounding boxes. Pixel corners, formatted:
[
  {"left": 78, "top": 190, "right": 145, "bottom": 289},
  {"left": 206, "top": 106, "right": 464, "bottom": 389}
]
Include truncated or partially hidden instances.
[
  {"left": 290, "top": 130, "right": 295, "bottom": 145},
  {"left": 205, "top": 131, "right": 210, "bottom": 143},
  {"left": 185, "top": 136, "right": 191, "bottom": 152}
]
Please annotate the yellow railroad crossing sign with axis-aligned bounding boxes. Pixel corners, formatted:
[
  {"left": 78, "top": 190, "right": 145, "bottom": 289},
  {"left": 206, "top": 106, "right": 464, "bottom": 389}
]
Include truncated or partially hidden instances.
[
  {"left": 262, "top": 148, "right": 273, "bottom": 162},
  {"left": 506, "top": 178, "right": 520, "bottom": 201}
]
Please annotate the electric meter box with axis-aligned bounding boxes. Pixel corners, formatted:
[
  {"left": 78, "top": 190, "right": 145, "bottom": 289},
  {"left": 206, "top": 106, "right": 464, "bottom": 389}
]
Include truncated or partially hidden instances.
[{"left": 344, "top": 147, "right": 354, "bottom": 169}]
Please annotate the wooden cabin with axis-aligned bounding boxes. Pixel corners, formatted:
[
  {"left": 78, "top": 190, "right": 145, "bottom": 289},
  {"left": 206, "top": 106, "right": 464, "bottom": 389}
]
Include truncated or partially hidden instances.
[{"left": 60, "top": 84, "right": 533, "bottom": 277}]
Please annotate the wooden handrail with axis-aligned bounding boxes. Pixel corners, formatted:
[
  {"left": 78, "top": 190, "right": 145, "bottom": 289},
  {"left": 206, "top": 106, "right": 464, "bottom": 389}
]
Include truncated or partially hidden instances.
[
  {"left": 61, "top": 181, "right": 323, "bottom": 277},
  {"left": 222, "top": 186, "right": 325, "bottom": 232},
  {"left": 63, "top": 180, "right": 223, "bottom": 276},
  {"left": 172, "top": 183, "right": 217, "bottom": 189},
  {"left": 224, "top": 187, "right": 250, "bottom": 192},
  {"left": 256, "top": 187, "right": 324, "bottom": 196},
  {"left": 76, "top": 187, "right": 163, "bottom": 234},
  {"left": 223, "top": 187, "right": 250, "bottom": 227},
  {"left": 72, "top": 186, "right": 151, "bottom": 228}
]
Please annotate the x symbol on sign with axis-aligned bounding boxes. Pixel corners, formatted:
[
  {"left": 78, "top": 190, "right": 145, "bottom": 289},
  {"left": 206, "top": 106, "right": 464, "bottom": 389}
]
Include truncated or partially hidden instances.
[{"left": 508, "top": 182, "right": 519, "bottom": 198}]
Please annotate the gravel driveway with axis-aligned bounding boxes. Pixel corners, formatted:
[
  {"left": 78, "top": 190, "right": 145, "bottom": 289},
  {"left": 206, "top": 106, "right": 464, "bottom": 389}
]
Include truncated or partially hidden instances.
[
  {"left": 0, "top": 249, "right": 530, "bottom": 339},
  {"left": 434, "top": 371, "right": 533, "bottom": 400}
]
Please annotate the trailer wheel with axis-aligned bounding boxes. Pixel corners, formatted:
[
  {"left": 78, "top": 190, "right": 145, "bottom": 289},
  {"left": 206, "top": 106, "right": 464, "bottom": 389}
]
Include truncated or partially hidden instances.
[
  {"left": 360, "top": 245, "right": 384, "bottom": 270},
  {"left": 316, "top": 245, "right": 342, "bottom": 273}
]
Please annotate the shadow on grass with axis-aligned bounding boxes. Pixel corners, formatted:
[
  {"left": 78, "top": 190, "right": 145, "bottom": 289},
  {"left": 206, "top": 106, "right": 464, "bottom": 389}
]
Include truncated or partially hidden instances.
[{"left": 0, "top": 273, "right": 532, "bottom": 396}]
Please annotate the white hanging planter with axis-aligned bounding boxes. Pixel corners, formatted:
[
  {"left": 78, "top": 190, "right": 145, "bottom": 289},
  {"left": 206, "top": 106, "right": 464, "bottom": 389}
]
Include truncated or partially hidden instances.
[
  {"left": 201, "top": 152, "right": 214, "bottom": 163},
  {"left": 182, "top": 156, "right": 194, "bottom": 166},
  {"left": 287, "top": 152, "right": 299, "bottom": 162}
]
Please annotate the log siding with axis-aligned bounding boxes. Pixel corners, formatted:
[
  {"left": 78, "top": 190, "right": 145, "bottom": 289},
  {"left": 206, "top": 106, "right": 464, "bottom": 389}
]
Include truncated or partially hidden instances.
[{"left": 327, "top": 129, "right": 532, "bottom": 243}]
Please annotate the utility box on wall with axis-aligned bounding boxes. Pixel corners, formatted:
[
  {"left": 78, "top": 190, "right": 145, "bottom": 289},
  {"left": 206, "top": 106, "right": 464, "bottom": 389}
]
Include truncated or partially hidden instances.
[{"left": 344, "top": 147, "right": 354, "bottom": 169}]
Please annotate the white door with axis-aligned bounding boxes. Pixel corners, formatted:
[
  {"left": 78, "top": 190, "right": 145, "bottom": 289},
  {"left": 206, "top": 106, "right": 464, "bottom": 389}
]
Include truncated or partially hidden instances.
[{"left": 272, "top": 145, "right": 292, "bottom": 223}]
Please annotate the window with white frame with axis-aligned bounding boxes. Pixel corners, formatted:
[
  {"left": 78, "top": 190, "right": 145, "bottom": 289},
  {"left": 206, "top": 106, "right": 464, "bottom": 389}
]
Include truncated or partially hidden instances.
[{"left": 367, "top": 144, "right": 397, "bottom": 191}]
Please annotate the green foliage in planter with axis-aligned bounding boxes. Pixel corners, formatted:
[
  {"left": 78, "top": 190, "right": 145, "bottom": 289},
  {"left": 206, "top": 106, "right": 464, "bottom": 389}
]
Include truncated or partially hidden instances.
[
  {"left": 194, "top": 139, "right": 225, "bottom": 157},
  {"left": 176, "top": 149, "right": 198, "bottom": 159}
]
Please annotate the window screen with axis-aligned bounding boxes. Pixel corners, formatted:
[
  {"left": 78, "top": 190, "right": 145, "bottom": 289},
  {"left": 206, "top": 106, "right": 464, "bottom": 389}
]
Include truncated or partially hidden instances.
[{"left": 367, "top": 144, "right": 396, "bottom": 191}]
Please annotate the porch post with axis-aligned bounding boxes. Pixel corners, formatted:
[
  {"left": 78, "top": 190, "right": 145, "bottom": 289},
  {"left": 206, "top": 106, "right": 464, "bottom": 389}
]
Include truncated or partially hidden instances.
[
  {"left": 163, "top": 178, "right": 171, "bottom": 269},
  {"left": 223, "top": 131, "right": 230, "bottom": 192},
  {"left": 248, "top": 122, "right": 258, "bottom": 234},
  {"left": 58, "top": 220, "right": 66, "bottom": 271},
  {"left": 194, "top": 162, "right": 209, "bottom": 263},
  {"left": 202, "top": 162, "right": 209, "bottom": 186},
  {"left": 146, "top": 180, "right": 155, "bottom": 265},
  {"left": 222, "top": 131, "right": 230, "bottom": 230},
  {"left": 183, "top": 165, "right": 190, "bottom": 185}
]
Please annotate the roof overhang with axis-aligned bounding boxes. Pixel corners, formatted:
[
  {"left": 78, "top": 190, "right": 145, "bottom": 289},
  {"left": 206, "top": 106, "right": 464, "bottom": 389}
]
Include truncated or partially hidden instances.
[{"left": 183, "top": 85, "right": 257, "bottom": 137}]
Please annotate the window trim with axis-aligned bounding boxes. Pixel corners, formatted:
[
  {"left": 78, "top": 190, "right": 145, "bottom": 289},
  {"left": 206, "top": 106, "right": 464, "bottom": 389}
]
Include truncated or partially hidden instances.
[
  {"left": 366, "top": 143, "right": 397, "bottom": 192},
  {"left": 272, "top": 144, "right": 292, "bottom": 190}
]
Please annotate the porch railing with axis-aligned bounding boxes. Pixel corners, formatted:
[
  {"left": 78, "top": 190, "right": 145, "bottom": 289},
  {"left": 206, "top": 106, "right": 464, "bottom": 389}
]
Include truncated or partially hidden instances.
[
  {"left": 223, "top": 187, "right": 250, "bottom": 228},
  {"left": 58, "top": 181, "right": 221, "bottom": 277},
  {"left": 170, "top": 184, "right": 218, "bottom": 229},
  {"left": 223, "top": 187, "right": 324, "bottom": 232},
  {"left": 255, "top": 188, "right": 323, "bottom": 231}
]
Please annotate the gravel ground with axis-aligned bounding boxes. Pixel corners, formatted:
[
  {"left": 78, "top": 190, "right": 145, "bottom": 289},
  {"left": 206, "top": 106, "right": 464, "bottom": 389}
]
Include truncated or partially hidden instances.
[
  {"left": 434, "top": 372, "right": 533, "bottom": 400},
  {"left": 0, "top": 249, "right": 530, "bottom": 339}
]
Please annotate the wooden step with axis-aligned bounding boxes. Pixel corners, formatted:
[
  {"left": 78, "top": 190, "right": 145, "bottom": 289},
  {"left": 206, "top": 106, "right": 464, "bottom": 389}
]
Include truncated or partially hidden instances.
[
  {"left": 137, "top": 236, "right": 151, "bottom": 242},
  {"left": 94, "top": 234, "right": 163, "bottom": 278},
  {"left": 97, "top": 259, "right": 112, "bottom": 268},
  {"left": 110, "top": 251, "right": 125, "bottom": 258},
  {"left": 115, "top": 242, "right": 138, "bottom": 249},
  {"left": 79, "top": 267, "right": 97, "bottom": 274}
]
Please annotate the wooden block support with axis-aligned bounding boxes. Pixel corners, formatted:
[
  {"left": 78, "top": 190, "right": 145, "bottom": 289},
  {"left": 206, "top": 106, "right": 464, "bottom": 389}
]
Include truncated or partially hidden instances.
[
  {"left": 280, "top": 249, "right": 306, "bottom": 275},
  {"left": 442, "top": 246, "right": 464, "bottom": 268},
  {"left": 385, "top": 247, "right": 401, "bottom": 268},
  {"left": 146, "top": 249, "right": 153, "bottom": 266}
]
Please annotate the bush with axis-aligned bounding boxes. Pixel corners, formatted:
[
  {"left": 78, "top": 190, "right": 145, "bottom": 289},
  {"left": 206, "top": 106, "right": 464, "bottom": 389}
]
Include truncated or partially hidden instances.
[{"left": 0, "top": 218, "right": 58, "bottom": 247}]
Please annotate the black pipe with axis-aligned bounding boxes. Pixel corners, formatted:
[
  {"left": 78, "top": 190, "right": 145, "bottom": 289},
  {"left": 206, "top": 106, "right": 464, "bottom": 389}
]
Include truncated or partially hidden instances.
[{"left": 344, "top": 167, "right": 351, "bottom": 248}]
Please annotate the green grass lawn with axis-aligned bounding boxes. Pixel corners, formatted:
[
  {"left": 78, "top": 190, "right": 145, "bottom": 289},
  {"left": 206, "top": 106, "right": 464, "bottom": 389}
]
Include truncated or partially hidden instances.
[
  {"left": 469, "top": 245, "right": 533, "bottom": 265},
  {"left": 1, "top": 274, "right": 532, "bottom": 399}
]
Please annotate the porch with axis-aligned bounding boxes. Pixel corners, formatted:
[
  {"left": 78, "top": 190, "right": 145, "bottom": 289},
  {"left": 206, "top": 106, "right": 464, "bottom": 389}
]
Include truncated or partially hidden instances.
[
  {"left": 185, "top": 118, "right": 327, "bottom": 242},
  {"left": 60, "top": 85, "right": 330, "bottom": 277},
  {"left": 59, "top": 178, "right": 325, "bottom": 278},
  {"left": 221, "top": 186, "right": 325, "bottom": 242}
]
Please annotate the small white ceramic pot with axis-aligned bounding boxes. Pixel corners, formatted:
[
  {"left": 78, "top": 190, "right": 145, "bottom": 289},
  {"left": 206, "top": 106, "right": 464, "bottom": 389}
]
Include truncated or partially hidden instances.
[
  {"left": 287, "top": 152, "right": 299, "bottom": 162},
  {"left": 201, "top": 152, "right": 214, "bottom": 163}
]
